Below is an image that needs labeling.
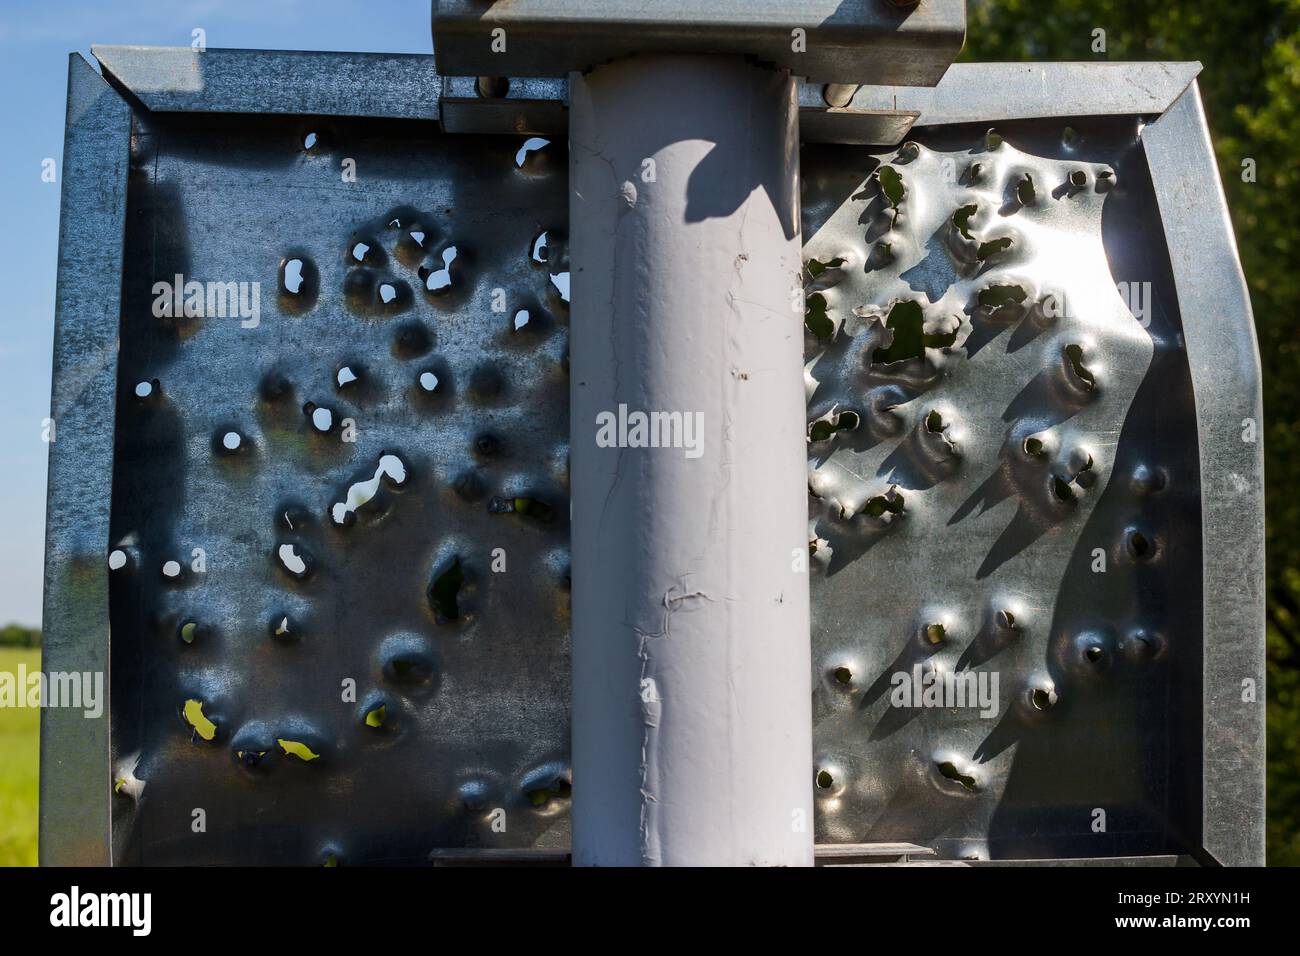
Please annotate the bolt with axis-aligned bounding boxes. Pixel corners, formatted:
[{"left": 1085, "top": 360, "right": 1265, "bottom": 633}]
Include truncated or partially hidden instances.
[{"left": 822, "top": 83, "right": 859, "bottom": 108}]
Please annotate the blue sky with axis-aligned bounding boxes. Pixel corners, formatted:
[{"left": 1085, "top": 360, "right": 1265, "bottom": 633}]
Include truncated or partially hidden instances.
[{"left": 0, "top": 0, "right": 430, "bottom": 626}]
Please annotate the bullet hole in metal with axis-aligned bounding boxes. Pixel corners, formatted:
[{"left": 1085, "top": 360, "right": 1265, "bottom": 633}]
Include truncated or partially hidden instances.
[
  {"left": 805, "top": 256, "right": 845, "bottom": 280},
  {"left": 997, "top": 609, "right": 1017, "bottom": 630},
  {"left": 419, "top": 370, "right": 439, "bottom": 392},
  {"left": 364, "top": 704, "right": 387, "bottom": 728},
  {"left": 526, "top": 778, "right": 571, "bottom": 807},
  {"left": 336, "top": 365, "right": 358, "bottom": 388},
  {"left": 278, "top": 255, "right": 319, "bottom": 311},
  {"left": 476, "top": 75, "right": 509, "bottom": 98},
  {"left": 936, "top": 761, "right": 976, "bottom": 791},
  {"left": 978, "top": 283, "right": 1027, "bottom": 317},
  {"left": 429, "top": 556, "right": 465, "bottom": 623},
  {"left": 512, "top": 309, "right": 531, "bottom": 332},
  {"left": 221, "top": 430, "right": 242, "bottom": 452},
  {"left": 984, "top": 129, "right": 1002, "bottom": 150},
  {"left": 1085, "top": 644, "right": 1104, "bottom": 664},
  {"left": 926, "top": 623, "right": 946, "bottom": 645},
  {"left": 925, "top": 410, "right": 945, "bottom": 434},
  {"left": 279, "top": 738, "right": 320, "bottom": 761},
  {"left": 549, "top": 271, "right": 570, "bottom": 304},
  {"left": 1073, "top": 453, "right": 1096, "bottom": 487},
  {"left": 805, "top": 291, "right": 833, "bottom": 340},
  {"left": 108, "top": 549, "right": 128, "bottom": 571},
  {"left": 331, "top": 453, "right": 407, "bottom": 525},
  {"left": 833, "top": 666, "right": 853, "bottom": 685},
  {"left": 1024, "top": 436, "right": 1045, "bottom": 456},
  {"left": 872, "top": 300, "right": 955, "bottom": 366},
  {"left": 877, "top": 165, "right": 904, "bottom": 207},
  {"left": 531, "top": 231, "right": 550, "bottom": 264},
  {"left": 302, "top": 131, "right": 318, "bottom": 150},
  {"left": 863, "top": 489, "right": 905, "bottom": 519},
  {"left": 183, "top": 699, "right": 217, "bottom": 742},
  {"left": 1068, "top": 169, "right": 1088, "bottom": 189},
  {"left": 816, "top": 770, "right": 834, "bottom": 789},
  {"left": 344, "top": 268, "right": 407, "bottom": 313},
  {"left": 515, "top": 136, "right": 549, "bottom": 169},
  {"left": 351, "top": 241, "right": 371, "bottom": 263},
  {"left": 1052, "top": 475, "right": 1076, "bottom": 503},
  {"left": 303, "top": 403, "right": 333, "bottom": 433},
  {"left": 383, "top": 645, "right": 437, "bottom": 687},
  {"left": 114, "top": 773, "right": 143, "bottom": 800},
  {"left": 419, "top": 245, "right": 459, "bottom": 294},
  {"left": 976, "top": 236, "right": 1013, "bottom": 260},
  {"left": 162, "top": 560, "right": 182, "bottom": 579},
  {"left": 1016, "top": 174, "right": 1037, "bottom": 205},
  {"left": 489, "top": 496, "right": 556, "bottom": 522},
  {"left": 277, "top": 542, "right": 309, "bottom": 579},
  {"left": 1128, "top": 531, "right": 1152, "bottom": 559},
  {"left": 237, "top": 749, "right": 267, "bottom": 768},
  {"left": 809, "top": 408, "right": 860, "bottom": 442},
  {"left": 271, "top": 615, "right": 293, "bottom": 640},
  {"left": 134, "top": 379, "right": 157, "bottom": 399},
  {"left": 1031, "top": 688, "right": 1053, "bottom": 710},
  {"left": 179, "top": 621, "right": 199, "bottom": 644},
  {"left": 952, "top": 203, "right": 977, "bottom": 241},
  {"left": 1064, "top": 343, "right": 1096, "bottom": 390},
  {"left": 282, "top": 258, "right": 305, "bottom": 294}
]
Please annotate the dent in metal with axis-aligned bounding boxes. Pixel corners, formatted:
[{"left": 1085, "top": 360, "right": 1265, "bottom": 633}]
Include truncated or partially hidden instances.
[
  {"left": 801, "top": 115, "right": 1209, "bottom": 860},
  {"left": 104, "top": 107, "right": 572, "bottom": 864}
]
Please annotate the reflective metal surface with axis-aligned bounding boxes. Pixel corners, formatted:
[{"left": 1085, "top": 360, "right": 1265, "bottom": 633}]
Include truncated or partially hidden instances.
[{"left": 802, "top": 118, "right": 1206, "bottom": 860}]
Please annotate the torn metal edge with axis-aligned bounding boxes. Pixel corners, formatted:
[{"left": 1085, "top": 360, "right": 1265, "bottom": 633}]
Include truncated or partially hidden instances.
[{"left": 1142, "top": 80, "right": 1266, "bottom": 868}]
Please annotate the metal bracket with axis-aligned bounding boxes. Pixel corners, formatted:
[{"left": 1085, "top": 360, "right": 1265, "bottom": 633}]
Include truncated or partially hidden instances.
[{"left": 430, "top": 0, "right": 967, "bottom": 86}]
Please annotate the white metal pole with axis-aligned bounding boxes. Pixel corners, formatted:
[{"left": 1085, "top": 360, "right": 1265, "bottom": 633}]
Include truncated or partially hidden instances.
[{"left": 569, "top": 55, "right": 814, "bottom": 866}]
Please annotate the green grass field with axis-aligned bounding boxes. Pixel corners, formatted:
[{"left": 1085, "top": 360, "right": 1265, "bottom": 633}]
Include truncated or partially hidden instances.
[{"left": 0, "top": 648, "right": 39, "bottom": 866}]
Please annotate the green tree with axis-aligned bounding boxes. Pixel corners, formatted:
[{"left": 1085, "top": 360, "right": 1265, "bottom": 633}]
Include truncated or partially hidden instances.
[
  {"left": 964, "top": 0, "right": 1300, "bottom": 864},
  {"left": 0, "top": 624, "right": 40, "bottom": 648}
]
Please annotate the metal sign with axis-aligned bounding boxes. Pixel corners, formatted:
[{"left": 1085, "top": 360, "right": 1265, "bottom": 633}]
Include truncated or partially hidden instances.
[{"left": 41, "top": 43, "right": 1262, "bottom": 865}]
